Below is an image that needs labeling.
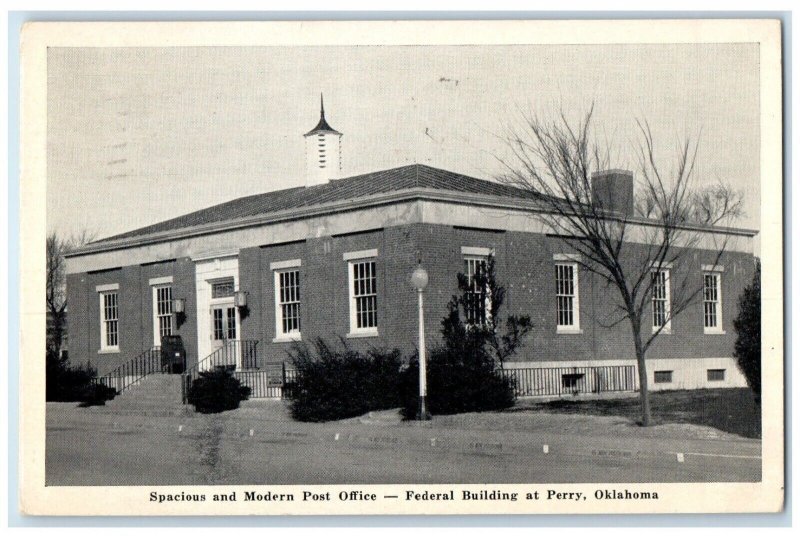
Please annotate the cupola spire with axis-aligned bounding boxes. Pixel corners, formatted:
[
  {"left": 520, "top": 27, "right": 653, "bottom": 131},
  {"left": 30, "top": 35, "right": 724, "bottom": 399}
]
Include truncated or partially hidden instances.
[{"left": 304, "top": 94, "right": 343, "bottom": 186}]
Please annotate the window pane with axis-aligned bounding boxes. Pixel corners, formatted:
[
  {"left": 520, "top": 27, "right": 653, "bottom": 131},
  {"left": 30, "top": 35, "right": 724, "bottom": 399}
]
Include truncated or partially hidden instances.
[
  {"left": 227, "top": 307, "right": 237, "bottom": 339},
  {"left": 352, "top": 261, "right": 377, "bottom": 329},
  {"left": 651, "top": 270, "right": 670, "bottom": 329},
  {"left": 703, "top": 273, "right": 721, "bottom": 329},
  {"left": 654, "top": 370, "right": 672, "bottom": 383},
  {"left": 555, "top": 263, "right": 577, "bottom": 328},
  {"left": 211, "top": 278, "right": 235, "bottom": 298},
  {"left": 213, "top": 309, "right": 224, "bottom": 340},
  {"left": 276, "top": 269, "right": 301, "bottom": 335}
]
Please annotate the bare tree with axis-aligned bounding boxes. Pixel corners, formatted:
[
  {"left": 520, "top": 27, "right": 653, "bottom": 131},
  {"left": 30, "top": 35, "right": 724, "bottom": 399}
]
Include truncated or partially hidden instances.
[
  {"left": 499, "top": 107, "right": 742, "bottom": 426},
  {"left": 46, "top": 230, "right": 95, "bottom": 358}
]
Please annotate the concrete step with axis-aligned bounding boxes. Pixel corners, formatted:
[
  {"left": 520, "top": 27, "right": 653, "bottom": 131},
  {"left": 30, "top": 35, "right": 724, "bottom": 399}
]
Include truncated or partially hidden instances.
[{"left": 105, "top": 373, "right": 185, "bottom": 411}]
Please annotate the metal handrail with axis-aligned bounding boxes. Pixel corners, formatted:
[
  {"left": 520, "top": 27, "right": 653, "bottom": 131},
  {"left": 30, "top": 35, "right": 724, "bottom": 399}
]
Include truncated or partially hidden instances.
[
  {"left": 181, "top": 339, "right": 259, "bottom": 404},
  {"left": 94, "top": 346, "right": 164, "bottom": 394}
]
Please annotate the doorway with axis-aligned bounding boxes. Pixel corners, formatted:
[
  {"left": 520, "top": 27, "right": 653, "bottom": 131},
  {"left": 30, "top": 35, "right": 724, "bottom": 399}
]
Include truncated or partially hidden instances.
[{"left": 210, "top": 302, "right": 239, "bottom": 368}]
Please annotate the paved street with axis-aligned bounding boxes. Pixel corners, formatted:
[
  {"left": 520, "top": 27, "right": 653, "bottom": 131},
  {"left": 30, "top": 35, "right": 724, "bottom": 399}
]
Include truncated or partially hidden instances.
[{"left": 45, "top": 402, "right": 761, "bottom": 485}]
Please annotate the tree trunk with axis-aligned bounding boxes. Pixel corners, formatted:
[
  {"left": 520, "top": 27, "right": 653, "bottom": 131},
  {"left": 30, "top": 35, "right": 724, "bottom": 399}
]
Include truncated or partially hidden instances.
[{"left": 630, "top": 316, "right": 652, "bottom": 426}]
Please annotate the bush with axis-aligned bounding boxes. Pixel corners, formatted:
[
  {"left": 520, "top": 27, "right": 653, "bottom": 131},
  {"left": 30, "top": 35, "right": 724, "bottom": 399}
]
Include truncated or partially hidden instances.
[
  {"left": 399, "top": 346, "right": 516, "bottom": 419},
  {"left": 77, "top": 383, "right": 119, "bottom": 407},
  {"left": 187, "top": 368, "right": 251, "bottom": 413},
  {"left": 288, "top": 339, "right": 403, "bottom": 422},
  {"left": 734, "top": 260, "right": 761, "bottom": 398},
  {"left": 46, "top": 350, "right": 116, "bottom": 405}
]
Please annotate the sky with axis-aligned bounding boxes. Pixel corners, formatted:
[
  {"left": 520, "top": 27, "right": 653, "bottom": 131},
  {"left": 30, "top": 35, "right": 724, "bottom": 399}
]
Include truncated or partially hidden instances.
[{"left": 47, "top": 44, "right": 761, "bottom": 241}]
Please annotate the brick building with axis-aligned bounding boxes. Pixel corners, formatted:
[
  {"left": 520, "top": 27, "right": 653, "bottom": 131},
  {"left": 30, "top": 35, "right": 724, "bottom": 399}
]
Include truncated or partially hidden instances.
[{"left": 65, "top": 102, "right": 757, "bottom": 396}]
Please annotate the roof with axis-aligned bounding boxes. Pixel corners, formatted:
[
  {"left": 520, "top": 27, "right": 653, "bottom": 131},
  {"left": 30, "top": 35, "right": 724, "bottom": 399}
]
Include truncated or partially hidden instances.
[
  {"left": 304, "top": 115, "right": 341, "bottom": 137},
  {"left": 93, "top": 164, "right": 544, "bottom": 245},
  {"left": 304, "top": 94, "right": 342, "bottom": 136}
]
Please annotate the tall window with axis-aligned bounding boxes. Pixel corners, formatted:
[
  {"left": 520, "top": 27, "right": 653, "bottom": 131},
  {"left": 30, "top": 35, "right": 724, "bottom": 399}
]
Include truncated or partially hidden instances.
[
  {"left": 153, "top": 285, "right": 173, "bottom": 345},
  {"left": 703, "top": 273, "right": 722, "bottom": 332},
  {"left": 349, "top": 259, "right": 378, "bottom": 333},
  {"left": 275, "top": 269, "right": 301, "bottom": 337},
  {"left": 464, "top": 256, "right": 488, "bottom": 325},
  {"left": 555, "top": 262, "right": 580, "bottom": 331},
  {"left": 100, "top": 291, "right": 119, "bottom": 350},
  {"left": 651, "top": 269, "right": 671, "bottom": 332}
]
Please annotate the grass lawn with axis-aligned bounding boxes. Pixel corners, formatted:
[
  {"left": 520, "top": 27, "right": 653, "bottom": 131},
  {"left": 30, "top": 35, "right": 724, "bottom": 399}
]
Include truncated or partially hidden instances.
[{"left": 513, "top": 388, "right": 761, "bottom": 439}]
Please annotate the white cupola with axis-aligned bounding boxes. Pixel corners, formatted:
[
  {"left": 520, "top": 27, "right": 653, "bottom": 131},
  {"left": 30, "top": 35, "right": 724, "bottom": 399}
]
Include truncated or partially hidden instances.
[{"left": 303, "top": 94, "right": 342, "bottom": 187}]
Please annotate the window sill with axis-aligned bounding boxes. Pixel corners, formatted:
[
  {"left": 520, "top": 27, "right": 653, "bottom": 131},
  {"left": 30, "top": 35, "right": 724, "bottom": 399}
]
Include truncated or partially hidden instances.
[
  {"left": 272, "top": 334, "right": 302, "bottom": 343},
  {"left": 556, "top": 328, "right": 583, "bottom": 335},
  {"left": 97, "top": 348, "right": 120, "bottom": 354},
  {"left": 653, "top": 329, "right": 672, "bottom": 335},
  {"left": 346, "top": 330, "right": 379, "bottom": 339},
  {"left": 704, "top": 329, "right": 726, "bottom": 335}
]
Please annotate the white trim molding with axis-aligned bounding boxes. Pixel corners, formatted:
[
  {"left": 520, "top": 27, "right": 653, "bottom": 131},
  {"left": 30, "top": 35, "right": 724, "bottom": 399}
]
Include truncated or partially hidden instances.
[
  {"left": 461, "top": 246, "right": 494, "bottom": 257},
  {"left": 95, "top": 283, "right": 119, "bottom": 292},
  {"left": 269, "top": 259, "right": 302, "bottom": 270},
  {"left": 191, "top": 250, "right": 239, "bottom": 262},
  {"left": 701, "top": 264, "right": 725, "bottom": 272},
  {"left": 343, "top": 248, "right": 378, "bottom": 261},
  {"left": 553, "top": 253, "right": 581, "bottom": 262},
  {"left": 650, "top": 261, "right": 674, "bottom": 269},
  {"left": 148, "top": 275, "right": 174, "bottom": 286}
]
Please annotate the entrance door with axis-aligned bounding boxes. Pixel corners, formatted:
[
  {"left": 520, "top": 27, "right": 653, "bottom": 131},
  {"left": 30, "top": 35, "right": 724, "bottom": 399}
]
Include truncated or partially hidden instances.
[{"left": 211, "top": 302, "right": 238, "bottom": 369}]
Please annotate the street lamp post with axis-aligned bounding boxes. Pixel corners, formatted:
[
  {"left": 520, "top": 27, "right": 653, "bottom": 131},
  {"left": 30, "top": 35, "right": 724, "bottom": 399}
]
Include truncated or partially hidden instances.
[{"left": 410, "top": 263, "right": 431, "bottom": 421}]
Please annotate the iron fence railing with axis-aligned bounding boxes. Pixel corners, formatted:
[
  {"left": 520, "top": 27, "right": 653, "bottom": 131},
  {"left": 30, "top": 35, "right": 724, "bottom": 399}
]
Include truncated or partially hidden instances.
[
  {"left": 500, "top": 365, "right": 638, "bottom": 397},
  {"left": 92, "top": 346, "right": 163, "bottom": 394},
  {"left": 181, "top": 340, "right": 259, "bottom": 403},
  {"left": 233, "top": 363, "right": 296, "bottom": 399}
]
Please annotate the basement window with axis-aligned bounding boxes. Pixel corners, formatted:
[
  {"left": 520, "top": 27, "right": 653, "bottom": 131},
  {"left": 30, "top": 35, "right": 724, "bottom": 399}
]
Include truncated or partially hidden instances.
[
  {"left": 654, "top": 370, "right": 673, "bottom": 384},
  {"left": 561, "top": 373, "right": 585, "bottom": 392},
  {"left": 707, "top": 369, "right": 726, "bottom": 382}
]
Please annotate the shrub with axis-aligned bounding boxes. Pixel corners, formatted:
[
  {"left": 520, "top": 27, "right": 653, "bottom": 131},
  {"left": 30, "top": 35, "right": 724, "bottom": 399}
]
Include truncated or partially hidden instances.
[
  {"left": 398, "top": 254, "right": 523, "bottom": 419},
  {"left": 77, "top": 383, "right": 119, "bottom": 407},
  {"left": 187, "top": 368, "right": 251, "bottom": 413},
  {"left": 288, "top": 339, "right": 403, "bottom": 422},
  {"left": 46, "top": 350, "right": 116, "bottom": 405},
  {"left": 734, "top": 260, "right": 761, "bottom": 398},
  {"left": 400, "top": 346, "right": 516, "bottom": 419}
]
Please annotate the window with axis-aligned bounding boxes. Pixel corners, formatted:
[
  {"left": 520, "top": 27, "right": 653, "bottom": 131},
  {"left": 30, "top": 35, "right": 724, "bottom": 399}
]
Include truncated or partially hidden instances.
[
  {"left": 348, "top": 258, "right": 378, "bottom": 334},
  {"left": 211, "top": 278, "right": 235, "bottom": 299},
  {"left": 654, "top": 370, "right": 673, "bottom": 384},
  {"left": 464, "top": 256, "right": 488, "bottom": 325},
  {"left": 100, "top": 291, "right": 119, "bottom": 350},
  {"left": 703, "top": 272, "right": 723, "bottom": 332},
  {"left": 651, "top": 269, "right": 671, "bottom": 332},
  {"left": 562, "top": 373, "right": 585, "bottom": 392},
  {"left": 707, "top": 369, "right": 726, "bottom": 382},
  {"left": 555, "top": 262, "right": 580, "bottom": 331},
  {"left": 275, "top": 269, "right": 301, "bottom": 338},
  {"left": 152, "top": 285, "right": 173, "bottom": 345}
]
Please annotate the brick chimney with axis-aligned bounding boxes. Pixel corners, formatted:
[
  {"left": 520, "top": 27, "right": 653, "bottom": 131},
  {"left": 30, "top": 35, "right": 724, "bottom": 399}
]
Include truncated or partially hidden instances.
[{"left": 591, "top": 169, "right": 634, "bottom": 216}]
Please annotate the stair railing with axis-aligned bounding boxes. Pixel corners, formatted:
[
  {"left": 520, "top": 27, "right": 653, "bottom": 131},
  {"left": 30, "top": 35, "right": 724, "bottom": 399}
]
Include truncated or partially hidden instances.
[
  {"left": 93, "top": 346, "right": 164, "bottom": 394},
  {"left": 181, "top": 339, "right": 259, "bottom": 404}
]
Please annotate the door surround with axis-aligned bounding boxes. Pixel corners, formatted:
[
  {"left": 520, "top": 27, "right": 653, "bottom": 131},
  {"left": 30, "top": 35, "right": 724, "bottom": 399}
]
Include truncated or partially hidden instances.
[{"left": 194, "top": 255, "right": 240, "bottom": 367}]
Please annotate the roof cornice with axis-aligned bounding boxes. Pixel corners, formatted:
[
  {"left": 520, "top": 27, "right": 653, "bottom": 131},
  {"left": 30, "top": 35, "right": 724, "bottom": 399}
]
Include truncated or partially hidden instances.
[{"left": 68, "top": 188, "right": 759, "bottom": 258}]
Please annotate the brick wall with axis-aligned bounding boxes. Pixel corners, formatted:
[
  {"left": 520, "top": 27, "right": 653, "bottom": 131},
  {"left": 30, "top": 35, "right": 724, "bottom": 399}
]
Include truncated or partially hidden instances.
[
  {"left": 66, "top": 257, "right": 198, "bottom": 376},
  {"left": 68, "top": 223, "right": 754, "bottom": 373}
]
